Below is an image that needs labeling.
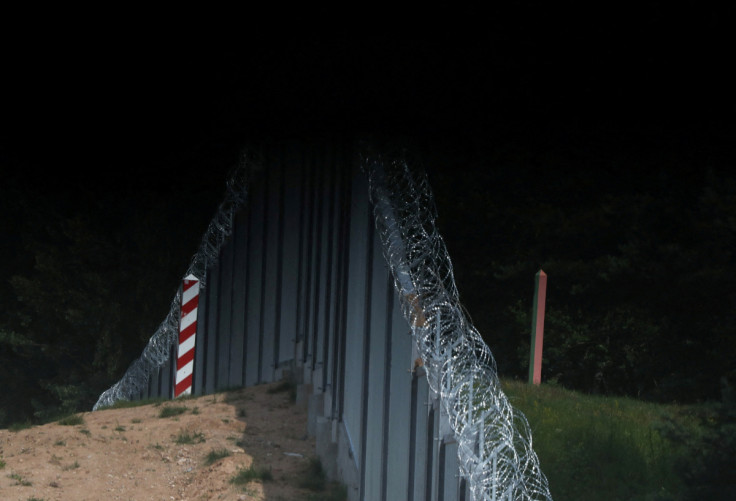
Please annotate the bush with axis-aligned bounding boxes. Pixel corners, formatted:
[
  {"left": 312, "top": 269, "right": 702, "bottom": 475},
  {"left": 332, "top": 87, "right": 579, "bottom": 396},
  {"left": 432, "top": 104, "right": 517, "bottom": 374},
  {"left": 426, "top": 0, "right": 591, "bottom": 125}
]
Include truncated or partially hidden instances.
[
  {"left": 299, "top": 457, "right": 327, "bottom": 491},
  {"left": 230, "top": 464, "right": 272, "bottom": 485},
  {"left": 659, "top": 397, "right": 736, "bottom": 500}
]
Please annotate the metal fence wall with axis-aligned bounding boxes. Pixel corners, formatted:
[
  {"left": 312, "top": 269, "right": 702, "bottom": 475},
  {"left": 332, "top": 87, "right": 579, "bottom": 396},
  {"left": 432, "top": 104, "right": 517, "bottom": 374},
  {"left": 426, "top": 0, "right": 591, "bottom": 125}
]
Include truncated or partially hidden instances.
[{"left": 137, "top": 145, "right": 465, "bottom": 501}]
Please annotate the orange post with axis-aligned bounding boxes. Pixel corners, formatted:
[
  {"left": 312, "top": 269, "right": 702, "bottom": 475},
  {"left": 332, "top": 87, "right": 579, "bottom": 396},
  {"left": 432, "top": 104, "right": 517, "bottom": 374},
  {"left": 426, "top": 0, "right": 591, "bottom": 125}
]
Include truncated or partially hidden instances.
[{"left": 528, "top": 270, "right": 547, "bottom": 385}]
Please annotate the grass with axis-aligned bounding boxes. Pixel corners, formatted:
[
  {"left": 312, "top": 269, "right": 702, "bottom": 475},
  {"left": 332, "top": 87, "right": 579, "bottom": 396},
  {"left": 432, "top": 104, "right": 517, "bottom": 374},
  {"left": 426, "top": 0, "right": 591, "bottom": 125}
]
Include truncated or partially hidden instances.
[
  {"left": 0, "top": 459, "right": 5, "bottom": 469},
  {"left": 299, "top": 457, "right": 347, "bottom": 501},
  {"left": 62, "top": 460, "right": 80, "bottom": 471},
  {"left": 501, "top": 379, "right": 688, "bottom": 501},
  {"left": 204, "top": 448, "right": 232, "bottom": 465},
  {"left": 57, "top": 414, "right": 84, "bottom": 426},
  {"left": 230, "top": 464, "right": 273, "bottom": 485},
  {"left": 9, "top": 472, "right": 32, "bottom": 486},
  {"left": 158, "top": 405, "right": 188, "bottom": 418},
  {"left": 8, "top": 421, "right": 34, "bottom": 432},
  {"left": 174, "top": 430, "right": 205, "bottom": 444}
]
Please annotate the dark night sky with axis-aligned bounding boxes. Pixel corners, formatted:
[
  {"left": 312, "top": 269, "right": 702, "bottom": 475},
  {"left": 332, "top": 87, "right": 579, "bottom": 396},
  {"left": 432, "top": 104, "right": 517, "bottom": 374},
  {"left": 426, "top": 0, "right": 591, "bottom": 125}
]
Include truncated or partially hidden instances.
[
  {"left": 1, "top": 16, "right": 734, "bottom": 401},
  {"left": 2, "top": 14, "right": 734, "bottom": 220}
]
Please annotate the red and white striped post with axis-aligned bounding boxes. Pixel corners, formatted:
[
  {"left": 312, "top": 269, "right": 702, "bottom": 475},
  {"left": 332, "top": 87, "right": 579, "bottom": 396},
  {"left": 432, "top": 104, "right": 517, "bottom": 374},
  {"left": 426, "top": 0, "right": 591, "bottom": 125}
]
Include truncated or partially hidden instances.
[
  {"left": 529, "top": 270, "right": 547, "bottom": 386},
  {"left": 175, "top": 274, "right": 199, "bottom": 397}
]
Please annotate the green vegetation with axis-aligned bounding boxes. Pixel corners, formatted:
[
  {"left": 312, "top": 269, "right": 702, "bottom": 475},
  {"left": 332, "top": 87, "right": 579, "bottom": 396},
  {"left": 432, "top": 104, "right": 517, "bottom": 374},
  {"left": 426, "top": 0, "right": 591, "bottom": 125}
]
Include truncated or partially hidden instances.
[
  {"left": 9, "top": 472, "right": 32, "bottom": 486},
  {"left": 158, "top": 406, "right": 188, "bottom": 418},
  {"left": 501, "top": 379, "right": 736, "bottom": 501},
  {"left": 62, "top": 460, "right": 80, "bottom": 471},
  {"left": 656, "top": 397, "right": 736, "bottom": 501},
  {"left": 174, "top": 430, "right": 205, "bottom": 444},
  {"left": 0, "top": 156, "right": 218, "bottom": 428},
  {"left": 230, "top": 464, "right": 273, "bottom": 485},
  {"left": 300, "top": 457, "right": 347, "bottom": 501},
  {"left": 0, "top": 459, "right": 5, "bottom": 469},
  {"left": 299, "top": 457, "right": 327, "bottom": 491},
  {"left": 1, "top": 121, "right": 733, "bottom": 497},
  {"left": 79, "top": 428, "right": 91, "bottom": 436},
  {"left": 430, "top": 156, "right": 736, "bottom": 405},
  {"left": 8, "top": 421, "right": 34, "bottom": 432},
  {"left": 204, "top": 448, "right": 232, "bottom": 466},
  {"left": 306, "top": 484, "right": 348, "bottom": 501},
  {"left": 57, "top": 414, "right": 84, "bottom": 426}
]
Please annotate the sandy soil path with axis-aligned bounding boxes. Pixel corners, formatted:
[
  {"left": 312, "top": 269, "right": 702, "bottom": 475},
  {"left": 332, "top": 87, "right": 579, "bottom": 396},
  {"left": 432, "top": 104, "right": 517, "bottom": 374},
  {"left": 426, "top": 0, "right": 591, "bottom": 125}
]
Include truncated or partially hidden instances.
[{"left": 0, "top": 381, "right": 330, "bottom": 501}]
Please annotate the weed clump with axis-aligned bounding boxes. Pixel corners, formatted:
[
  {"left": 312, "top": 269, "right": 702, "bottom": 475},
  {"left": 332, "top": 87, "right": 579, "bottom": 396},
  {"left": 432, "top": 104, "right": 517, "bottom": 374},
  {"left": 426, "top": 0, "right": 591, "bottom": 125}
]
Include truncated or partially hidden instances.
[
  {"left": 299, "top": 457, "right": 327, "bottom": 491},
  {"left": 174, "top": 430, "right": 205, "bottom": 444},
  {"left": 300, "top": 457, "right": 347, "bottom": 500},
  {"left": 158, "top": 406, "right": 188, "bottom": 418},
  {"left": 204, "top": 448, "right": 232, "bottom": 466},
  {"left": 230, "top": 464, "right": 273, "bottom": 485},
  {"left": 9, "top": 472, "right": 32, "bottom": 486}
]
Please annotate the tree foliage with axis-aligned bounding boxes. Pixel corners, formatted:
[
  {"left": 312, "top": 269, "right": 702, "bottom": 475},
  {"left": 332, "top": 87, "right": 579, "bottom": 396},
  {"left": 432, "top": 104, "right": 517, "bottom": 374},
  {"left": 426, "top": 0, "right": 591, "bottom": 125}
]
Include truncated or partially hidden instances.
[
  {"left": 0, "top": 181, "right": 212, "bottom": 427},
  {"left": 658, "top": 387, "right": 736, "bottom": 500},
  {"left": 427, "top": 125, "right": 736, "bottom": 404},
  {"left": 2, "top": 125, "right": 733, "bottom": 428}
]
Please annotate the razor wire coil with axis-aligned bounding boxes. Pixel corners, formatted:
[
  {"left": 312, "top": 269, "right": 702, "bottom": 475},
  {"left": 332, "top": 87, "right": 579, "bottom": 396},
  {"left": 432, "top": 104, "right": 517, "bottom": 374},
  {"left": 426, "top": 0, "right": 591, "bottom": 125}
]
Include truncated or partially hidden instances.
[
  {"left": 92, "top": 155, "right": 253, "bottom": 411},
  {"left": 93, "top": 146, "right": 552, "bottom": 500},
  {"left": 366, "top": 154, "right": 553, "bottom": 501}
]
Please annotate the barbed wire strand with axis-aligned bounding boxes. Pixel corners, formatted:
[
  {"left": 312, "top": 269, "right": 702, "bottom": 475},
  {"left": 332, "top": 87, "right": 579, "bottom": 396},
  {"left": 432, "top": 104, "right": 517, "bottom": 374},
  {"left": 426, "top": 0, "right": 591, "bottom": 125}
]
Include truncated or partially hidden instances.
[
  {"left": 366, "top": 153, "right": 553, "bottom": 501},
  {"left": 92, "top": 155, "right": 253, "bottom": 411}
]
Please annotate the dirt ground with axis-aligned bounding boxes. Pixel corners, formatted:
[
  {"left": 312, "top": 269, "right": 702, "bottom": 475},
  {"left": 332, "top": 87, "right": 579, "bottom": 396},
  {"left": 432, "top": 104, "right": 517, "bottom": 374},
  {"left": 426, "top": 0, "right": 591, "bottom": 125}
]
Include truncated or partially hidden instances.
[{"left": 0, "top": 381, "right": 335, "bottom": 501}]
